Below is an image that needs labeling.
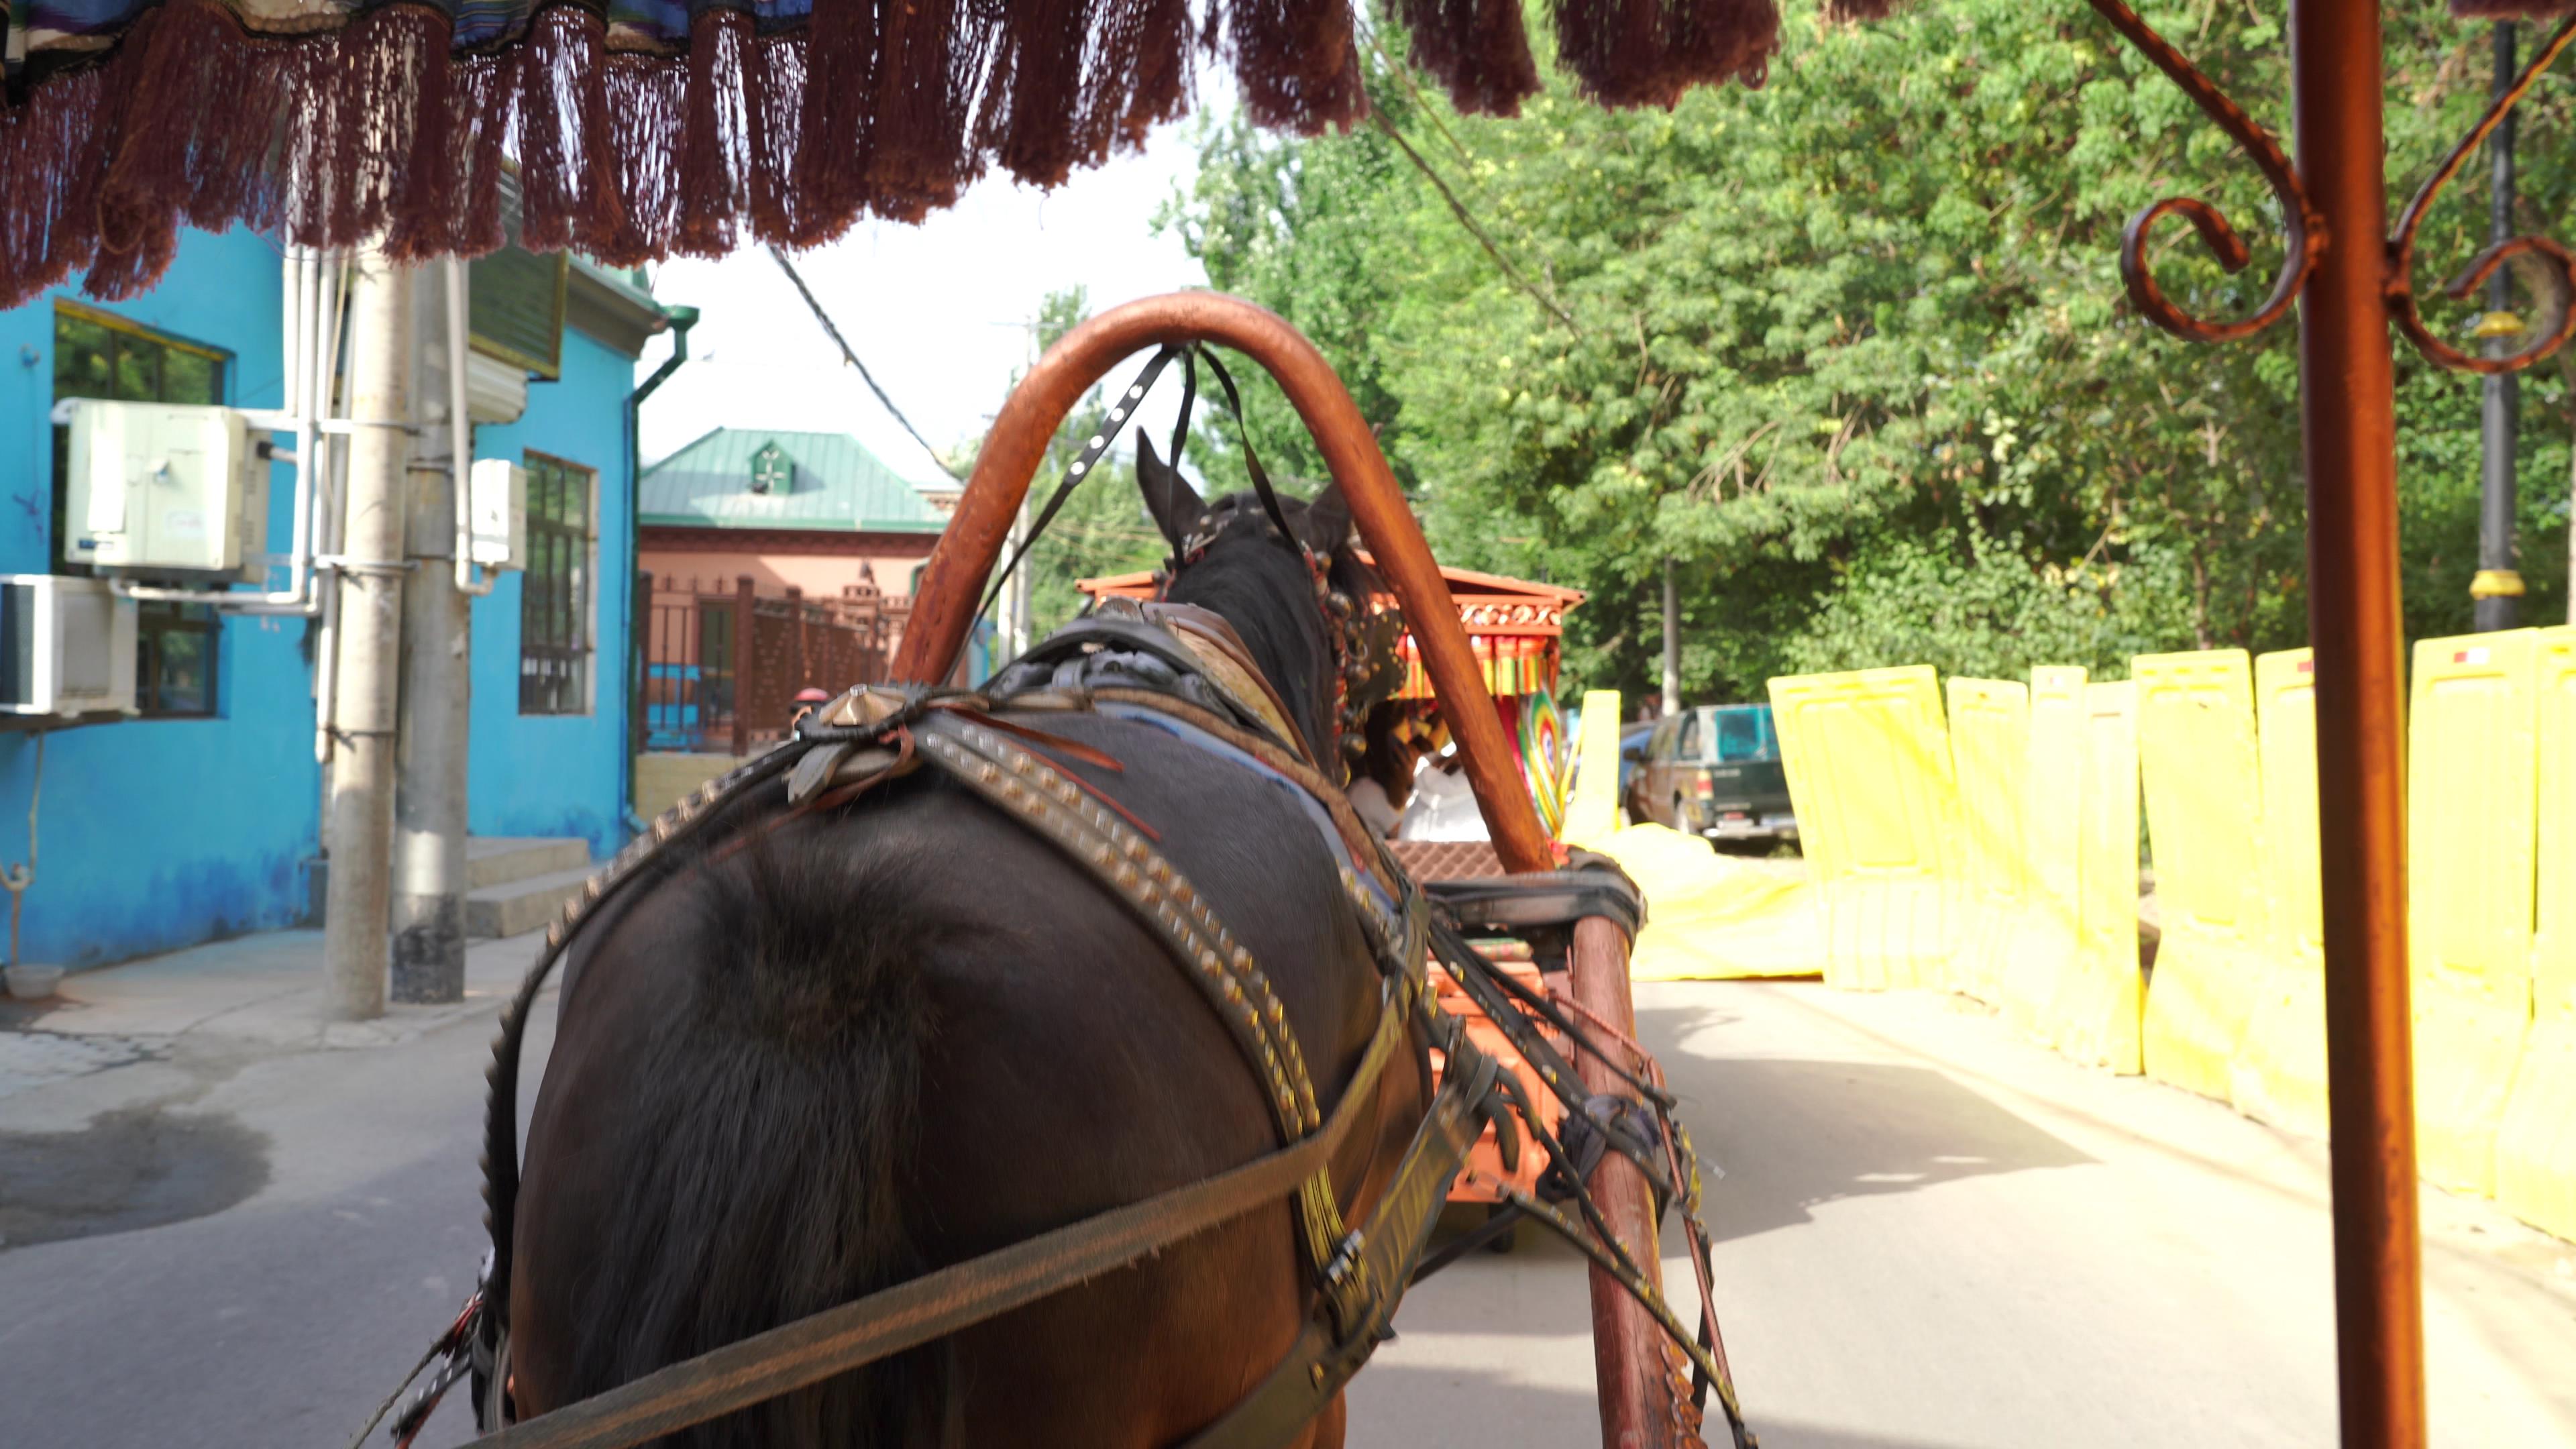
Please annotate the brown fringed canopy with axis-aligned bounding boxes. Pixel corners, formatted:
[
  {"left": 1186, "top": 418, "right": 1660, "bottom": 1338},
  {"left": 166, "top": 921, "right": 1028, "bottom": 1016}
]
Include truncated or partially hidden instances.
[{"left": 0, "top": 0, "right": 1780, "bottom": 309}]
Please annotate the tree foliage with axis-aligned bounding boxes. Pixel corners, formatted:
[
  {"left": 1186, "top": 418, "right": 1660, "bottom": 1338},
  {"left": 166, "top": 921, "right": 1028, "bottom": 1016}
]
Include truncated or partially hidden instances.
[{"left": 1165, "top": 0, "right": 2576, "bottom": 703}]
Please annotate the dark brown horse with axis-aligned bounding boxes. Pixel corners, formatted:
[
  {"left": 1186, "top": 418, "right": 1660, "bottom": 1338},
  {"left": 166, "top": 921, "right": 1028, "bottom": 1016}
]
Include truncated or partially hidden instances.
[{"left": 503, "top": 467, "right": 1427, "bottom": 1446}]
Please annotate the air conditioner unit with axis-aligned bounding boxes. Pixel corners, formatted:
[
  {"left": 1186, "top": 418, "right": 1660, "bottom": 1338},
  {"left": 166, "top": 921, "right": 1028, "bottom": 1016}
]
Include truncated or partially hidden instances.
[
  {"left": 468, "top": 459, "right": 527, "bottom": 571},
  {"left": 0, "top": 575, "right": 138, "bottom": 718},
  {"left": 60, "top": 400, "right": 270, "bottom": 582},
  {"left": 466, "top": 349, "right": 529, "bottom": 425}
]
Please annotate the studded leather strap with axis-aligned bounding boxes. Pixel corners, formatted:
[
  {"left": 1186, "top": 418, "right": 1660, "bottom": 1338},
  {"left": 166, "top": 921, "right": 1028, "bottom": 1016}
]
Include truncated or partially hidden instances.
[{"left": 910, "top": 712, "right": 1371, "bottom": 1288}]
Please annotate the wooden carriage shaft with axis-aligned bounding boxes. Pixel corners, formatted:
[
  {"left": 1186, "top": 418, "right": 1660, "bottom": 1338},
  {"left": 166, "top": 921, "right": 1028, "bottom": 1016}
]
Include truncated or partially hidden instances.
[
  {"left": 2292, "top": 2, "right": 2428, "bottom": 1445},
  {"left": 888, "top": 294, "right": 1554, "bottom": 875}
]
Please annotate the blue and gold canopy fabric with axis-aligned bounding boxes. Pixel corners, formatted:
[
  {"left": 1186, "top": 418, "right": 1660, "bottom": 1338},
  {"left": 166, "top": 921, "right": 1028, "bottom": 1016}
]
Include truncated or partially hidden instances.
[{"left": 0, "top": 0, "right": 1782, "bottom": 308}]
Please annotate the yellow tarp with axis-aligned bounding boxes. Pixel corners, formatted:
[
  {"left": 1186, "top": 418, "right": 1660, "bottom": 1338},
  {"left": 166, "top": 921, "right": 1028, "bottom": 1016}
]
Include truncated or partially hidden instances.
[
  {"left": 2501, "top": 627, "right": 2576, "bottom": 1236},
  {"left": 2012, "top": 667, "right": 2087, "bottom": 1044},
  {"left": 2051, "top": 679, "right": 2143, "bottom": 1073},
  {"left": 1562, "top": 690, "right": 1827, "bottom": 980},
  {"left": 2233, "top": 649, "right": 2328, "bottom": 1137},
  {"left": 2134, "top": 649, "right": 2267, "bottom": 1102},
  {"left": 1768, "top": 667, "right": 1959, "bottom": 991},
  {"left": 2409, "top": 630, "right": 2541, "bottom": 1197}
]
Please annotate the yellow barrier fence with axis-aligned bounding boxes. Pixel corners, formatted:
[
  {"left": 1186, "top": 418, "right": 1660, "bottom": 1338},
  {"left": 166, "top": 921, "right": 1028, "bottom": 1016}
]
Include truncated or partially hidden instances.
[
  {"left": 2049, "top": 680, "right": 2143, "bottom": 1072},
  {"left": 2408, "top": 630, "right": 2542, "bottom": 1197},
  {"left": 1769, "top": 667, "right": 1959, "bottom": 991},
  {"left": 2233, "top": 649, "right": 2328, "bottom": 1137},
  {"left": 2500, "top": 627, "right": 2576, "bottom": 1237},
  {"left": 1945, "top": 678, "right": 2033, "bottom": 1005},
  {"left": 2133, "top": 649, "right": 2268, "bottom": 1102},
  {"left": 2011, "top": 667, "right": 2087, "bottom": 1042},
  {"left": 1561, "top": 690, "right": 1831, "bottom": 981}
]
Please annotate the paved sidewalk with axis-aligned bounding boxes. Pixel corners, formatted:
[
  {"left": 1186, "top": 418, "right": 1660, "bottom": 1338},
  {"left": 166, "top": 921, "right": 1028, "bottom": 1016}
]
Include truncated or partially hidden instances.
[{"left": 0, "top": 929, "right": 545, "bottom": 1127}]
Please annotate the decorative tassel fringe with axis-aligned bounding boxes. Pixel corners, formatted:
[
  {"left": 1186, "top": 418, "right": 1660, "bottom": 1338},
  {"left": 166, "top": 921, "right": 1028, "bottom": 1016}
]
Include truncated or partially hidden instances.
[{"left": 0, "top": 0, "right": 1783, "bottom": 308}]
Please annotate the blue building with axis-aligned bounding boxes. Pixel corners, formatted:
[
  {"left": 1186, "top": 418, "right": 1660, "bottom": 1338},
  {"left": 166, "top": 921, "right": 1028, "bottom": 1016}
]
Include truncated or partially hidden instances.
[{"left": 0, "top": 227, "right": 667, "bottom": 970}]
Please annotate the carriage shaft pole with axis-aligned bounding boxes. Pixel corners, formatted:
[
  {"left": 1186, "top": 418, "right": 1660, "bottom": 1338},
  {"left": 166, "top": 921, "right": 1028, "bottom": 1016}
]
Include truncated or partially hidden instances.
[
  {"left": 2291, "top": 2, "right": 2428, "bottom": 1444},
  {"left": 890, "top": 293, "right": 1554, "bottom": 873},
  {"left": 1570, "top": 916, "right": 1698, "bottom": 1449}
]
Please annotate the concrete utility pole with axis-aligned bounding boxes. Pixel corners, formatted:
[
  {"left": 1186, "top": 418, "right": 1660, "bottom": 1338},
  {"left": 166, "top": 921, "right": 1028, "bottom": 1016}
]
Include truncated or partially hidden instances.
[
  {"left": 323, "top": 251, "right": 411, "bottom": 1022},
  {"left": 2476, "top": 21, "right": 2523, "bottom": 633},
  {"left": 1660, "top": 557, "right": 1680, "bottom": 716},
  {"left": 390, "top": 263, "right": 470, "bottom": 1004}
]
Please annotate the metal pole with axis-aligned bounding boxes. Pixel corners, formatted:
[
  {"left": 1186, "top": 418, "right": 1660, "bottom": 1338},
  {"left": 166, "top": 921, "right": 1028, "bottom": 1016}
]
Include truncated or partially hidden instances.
[
  {"left": 2477, "top": 21, "right": 2523, "bottom": 633},
  {"left": 2291, "top": 0, "right": 2428, "bottom": 1442},
  {"left": 323, "top": 250, "right": 412, "bottom": 1022},
  {"left": 1569, "top": 915, "right": 1696, "bottom": 1448},
  {"left": 1660, "top": 558, "right": 1680, "bottom": 716},
  {"left": 390, "top": 261, "right": 469, "bottom": 1004}
]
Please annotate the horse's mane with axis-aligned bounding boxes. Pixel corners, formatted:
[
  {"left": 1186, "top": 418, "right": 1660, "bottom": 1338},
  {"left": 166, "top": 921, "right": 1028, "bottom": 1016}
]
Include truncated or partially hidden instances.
[{"left": 1157, "top": 489, "right": 1379, "bottom": 768}]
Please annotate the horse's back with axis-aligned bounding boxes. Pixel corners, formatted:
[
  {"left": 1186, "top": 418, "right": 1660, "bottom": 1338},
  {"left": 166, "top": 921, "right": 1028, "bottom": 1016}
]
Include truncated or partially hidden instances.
[{"left": 508, "top": 708, "right": 1402, "bottom": 1446}]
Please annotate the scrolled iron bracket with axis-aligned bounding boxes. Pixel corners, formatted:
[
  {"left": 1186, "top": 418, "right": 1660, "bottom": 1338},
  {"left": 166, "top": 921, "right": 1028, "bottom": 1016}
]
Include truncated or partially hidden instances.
[
  {"left": 2084, "top": 0, "right": 2326, "bottom": 343},
  {"left": 2387, "top": 14, "right": 2576, "bottom": 376}
]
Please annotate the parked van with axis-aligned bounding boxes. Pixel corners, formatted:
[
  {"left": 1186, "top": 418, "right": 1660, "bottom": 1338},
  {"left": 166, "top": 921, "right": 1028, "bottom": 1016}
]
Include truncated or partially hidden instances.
[{"left": 1625, "top": 703, "right": 1797, "bottom": 845}]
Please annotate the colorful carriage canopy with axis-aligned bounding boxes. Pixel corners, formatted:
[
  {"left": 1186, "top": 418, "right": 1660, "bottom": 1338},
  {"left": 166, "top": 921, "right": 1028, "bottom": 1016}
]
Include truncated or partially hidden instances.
[
  {"left": 0, "top": 0, "right": 1784, "bottom": 309},
  {"left": 1079, "top": 559, "right": 1584, "bottom": 701}
]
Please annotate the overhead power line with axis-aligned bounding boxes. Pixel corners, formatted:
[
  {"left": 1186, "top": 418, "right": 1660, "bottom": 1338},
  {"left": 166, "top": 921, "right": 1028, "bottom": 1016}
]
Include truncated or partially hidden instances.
[{"left": 766, "top": 246, "right": 969, "bottom": 482}]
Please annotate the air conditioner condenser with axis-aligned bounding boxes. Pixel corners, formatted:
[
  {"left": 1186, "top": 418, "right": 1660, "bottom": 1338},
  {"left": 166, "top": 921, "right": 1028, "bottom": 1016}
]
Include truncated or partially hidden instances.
[{"left": 0, "top": 575, "right": 139, "bottom": 718}]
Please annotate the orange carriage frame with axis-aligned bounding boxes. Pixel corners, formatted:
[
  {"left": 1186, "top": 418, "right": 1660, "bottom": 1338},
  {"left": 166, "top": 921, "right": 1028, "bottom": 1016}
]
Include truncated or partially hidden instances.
[{"left": 890, "top": 292, "right": 1696, "bottom": 1446}]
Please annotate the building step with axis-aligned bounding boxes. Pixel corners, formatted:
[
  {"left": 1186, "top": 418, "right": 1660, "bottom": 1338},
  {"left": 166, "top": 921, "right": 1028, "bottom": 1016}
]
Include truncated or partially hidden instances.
[
  {"left": 467, "top": 837, "right": 592, "bottom": 891},
  {"left": 466, "top": 863, "right": 599, "bottom": 940}
]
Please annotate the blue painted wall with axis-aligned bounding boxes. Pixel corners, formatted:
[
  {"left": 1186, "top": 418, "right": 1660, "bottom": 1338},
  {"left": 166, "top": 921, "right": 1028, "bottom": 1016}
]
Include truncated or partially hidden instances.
[
  {"left": 0, "top": 227, "right": 317, "bottom": 969},
  {"left": 467, "top": 327, "right": 638, "bottom": 861},
  {"left": 0, "top": 228, "right": 640, "bottom": 968}
]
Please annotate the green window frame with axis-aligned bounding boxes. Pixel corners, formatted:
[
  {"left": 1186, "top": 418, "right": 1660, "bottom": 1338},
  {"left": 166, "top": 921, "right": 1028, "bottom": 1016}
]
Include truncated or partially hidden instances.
[
  {"left": 519, "top": 453, "right": 594, "bottom": 716},
  {"left": 51, "top": 301, "right": 229, "bottom": 719}
]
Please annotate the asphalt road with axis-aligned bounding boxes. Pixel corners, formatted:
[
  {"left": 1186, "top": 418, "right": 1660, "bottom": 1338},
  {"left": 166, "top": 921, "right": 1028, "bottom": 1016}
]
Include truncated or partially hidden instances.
[{"left": 4, "top": 969, "right": 2571, "bottom": 1448}]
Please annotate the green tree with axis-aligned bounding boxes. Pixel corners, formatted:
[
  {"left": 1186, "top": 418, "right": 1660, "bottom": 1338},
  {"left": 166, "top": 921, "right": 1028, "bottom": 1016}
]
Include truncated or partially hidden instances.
[{"left": 1167, "top": 0, "right": 2576, "bottom": 701}]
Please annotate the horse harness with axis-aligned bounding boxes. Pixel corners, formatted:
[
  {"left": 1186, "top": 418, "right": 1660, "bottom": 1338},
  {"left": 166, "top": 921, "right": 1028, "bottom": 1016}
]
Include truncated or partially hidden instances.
[{"left": 386, "top": 605, "right": 1514, "bottom": 1449}]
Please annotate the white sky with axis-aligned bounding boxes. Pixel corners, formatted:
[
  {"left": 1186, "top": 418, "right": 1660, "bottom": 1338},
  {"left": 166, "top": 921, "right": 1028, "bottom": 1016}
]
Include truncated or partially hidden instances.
[{"left": 633, "top": 105, "right": 1225, "bottom": 488}]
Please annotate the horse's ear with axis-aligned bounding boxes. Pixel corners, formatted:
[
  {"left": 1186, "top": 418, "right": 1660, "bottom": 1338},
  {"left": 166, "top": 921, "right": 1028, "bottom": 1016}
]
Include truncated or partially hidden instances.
[
  {"left": 1295, "top": 482, "right": 1352, "bottom": 557},
  {"left": 1136, "top": 435, "right": 1208, "bottom": 550}
]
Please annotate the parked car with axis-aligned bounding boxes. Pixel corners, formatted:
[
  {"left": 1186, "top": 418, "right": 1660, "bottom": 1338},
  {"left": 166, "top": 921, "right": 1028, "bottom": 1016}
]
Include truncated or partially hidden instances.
[
  {"left": 1617, "top": 720, "right": 1656, "bottom": 802},
  {"left": 1625, "top": 704, "right": 1798, "bottom": 845}
]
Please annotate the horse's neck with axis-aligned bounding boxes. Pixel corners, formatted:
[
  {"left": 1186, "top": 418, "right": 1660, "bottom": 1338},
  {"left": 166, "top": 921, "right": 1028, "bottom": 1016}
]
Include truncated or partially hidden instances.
[{"left": 1173, "top": 557, "right": 1334, "bottom": 762}]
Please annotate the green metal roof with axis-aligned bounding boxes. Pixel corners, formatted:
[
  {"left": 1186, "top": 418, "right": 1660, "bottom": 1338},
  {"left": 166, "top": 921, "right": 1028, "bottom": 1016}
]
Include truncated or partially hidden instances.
[{"left": 639, "top": 428, "right": 946, "bottom": 533}]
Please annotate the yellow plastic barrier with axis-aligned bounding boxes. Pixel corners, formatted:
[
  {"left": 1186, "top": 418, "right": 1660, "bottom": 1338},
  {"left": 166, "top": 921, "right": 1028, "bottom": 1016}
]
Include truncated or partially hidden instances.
[
  {"left": 2133, "top": 650, "right": 2267, "bottom": 1102},
  {"left": 1945, "top": 678, "right": 2032, "bottom": 1004},
  {"left": 2500, "top": 627, "right": 2576, "bottom": 1237},
  {"left": 2010, "top": 667, "right": 2087, "bottom": 1041},
  {"left": 2233, "top": 649, "right": 2329, "bottom": 1137},
  {"left": 1561, "top": 690, "right": 1830, "bottom": 981},
  {"left": 2051, "top": 680, "right": 2143, "bottom": 1073},
  {"left": 2408, "top": 629, "right": 2540, "bottom": 1197},
  {"left": 1564, "top": 689, "right": 1626, "bottom": 845},
  {"left": 1769, "top": 666, "right": 1960, "bottom": 991}
]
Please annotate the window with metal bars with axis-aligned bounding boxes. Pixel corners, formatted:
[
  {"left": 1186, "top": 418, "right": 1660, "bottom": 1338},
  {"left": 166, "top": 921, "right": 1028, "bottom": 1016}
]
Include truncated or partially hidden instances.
[
  {"left": 519, "top": 453, "right": 594, "bottom": 716},
  {"left": 50, "top": 301, "right": 227, "bottom": 718}
]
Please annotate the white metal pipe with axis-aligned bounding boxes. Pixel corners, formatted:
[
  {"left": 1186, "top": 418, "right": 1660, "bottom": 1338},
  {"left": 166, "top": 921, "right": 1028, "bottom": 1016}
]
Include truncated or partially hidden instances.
[
  {"left": 314, "top": 252, "right": 350, "bottom": 765},
  {"left": 447, "top": 256, "right": 494, "bottom": 597}
]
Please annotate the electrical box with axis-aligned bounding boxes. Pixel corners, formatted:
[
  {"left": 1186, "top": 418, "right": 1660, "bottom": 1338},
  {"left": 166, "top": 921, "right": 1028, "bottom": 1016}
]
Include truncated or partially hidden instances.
[
  {"left": 0, "top": 575, "right": 138, "bottom": 718},
  {"left": 469, "top": 459, "right": 527, "bottom": 571},
  {"left": 60, "top": 400, "right": 270, "bottom": 582}
]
